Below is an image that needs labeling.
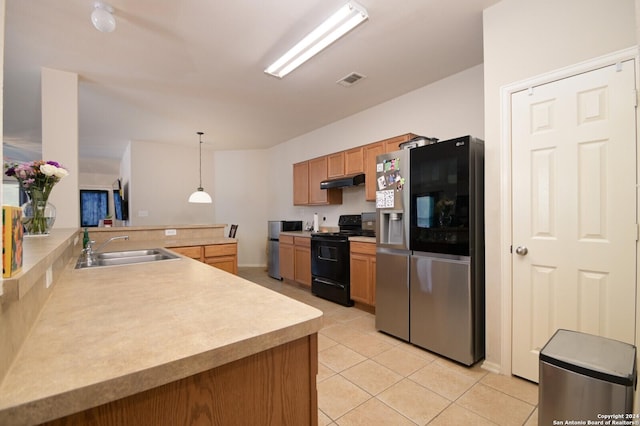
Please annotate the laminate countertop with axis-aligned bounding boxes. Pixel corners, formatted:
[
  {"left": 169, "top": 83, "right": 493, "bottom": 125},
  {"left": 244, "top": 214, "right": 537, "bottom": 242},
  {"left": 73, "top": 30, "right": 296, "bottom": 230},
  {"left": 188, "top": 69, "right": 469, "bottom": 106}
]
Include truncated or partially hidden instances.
[{"left": 0, "top": 240, "right": 323, "bottom": 425}]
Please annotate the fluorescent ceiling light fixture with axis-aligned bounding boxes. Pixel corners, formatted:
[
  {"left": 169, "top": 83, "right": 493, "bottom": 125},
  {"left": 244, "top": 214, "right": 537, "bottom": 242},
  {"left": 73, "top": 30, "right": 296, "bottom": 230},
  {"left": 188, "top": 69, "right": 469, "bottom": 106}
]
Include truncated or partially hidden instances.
[
  {"left": 265, "top": 1, "right": 368, "bottom": 78},
  {"left": 188, "top": 132, "right": 213, "bottom": 204}
]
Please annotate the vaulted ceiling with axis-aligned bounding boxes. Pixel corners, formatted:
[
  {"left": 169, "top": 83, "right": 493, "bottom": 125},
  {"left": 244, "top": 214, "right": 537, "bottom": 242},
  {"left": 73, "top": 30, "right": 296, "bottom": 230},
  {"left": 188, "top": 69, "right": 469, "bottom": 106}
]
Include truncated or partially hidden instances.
[{"left": 3, "top": 0, "right": 499, "bottom": 166}]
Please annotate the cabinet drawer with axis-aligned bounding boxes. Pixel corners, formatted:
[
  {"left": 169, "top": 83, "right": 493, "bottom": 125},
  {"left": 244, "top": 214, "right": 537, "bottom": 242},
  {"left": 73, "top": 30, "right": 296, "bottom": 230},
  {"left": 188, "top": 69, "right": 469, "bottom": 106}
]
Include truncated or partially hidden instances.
[
  {"left": 350, "top": 242, "right": 376, "bottom": 256},
  {"left": 280, "top": 235, "right": 294, "bottom": 245},
  {"left": 204, "top": 243, "right": 237, "bottom": 257},
  {"left": 170, "top": 246, "right": 202, "bottom": 260},
  {"left": 294, "top": 236, "right": 310, "bottom": 247}
]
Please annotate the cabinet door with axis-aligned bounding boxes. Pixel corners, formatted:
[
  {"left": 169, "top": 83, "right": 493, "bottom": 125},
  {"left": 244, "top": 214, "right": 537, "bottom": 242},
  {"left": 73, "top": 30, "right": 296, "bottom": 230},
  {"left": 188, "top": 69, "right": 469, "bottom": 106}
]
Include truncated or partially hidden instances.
[
  {"left": 383, "top": 133, "right": 416, "bottom": 152},
  {"left": 350, "top": 252, "right": 371, "bottom": 304},
  {"left": 204, "top": 244, "right": 237, "bottom": 274},
  {"left": 206, "top": 256, "right": 237, "bottom": 274},
  {"left": 293, "top": 161, "right": 309, "bottom": 205},
  {"left": 327, "top": 152, "right": 345, "bottom": 178},
  {"left": 170, "top": 246, "right": 202, "bottom": 261},
  {"left": 294, "top": 246, "right": 311, "bottom": 287},
  {"left": 308, "top": 156, "right": 328, "bottom": 204},
  {"left": 364, "top": 142, "right": 384, "bottom": 201},
  {"left": 370, "top": 256, "right": 376, "bottom": 306},
  {"left": 345, "top": 147, "right": 364, "bottom": 175},
  {"left": 279, "top": 242, "right": 295, "bottom": 281}
]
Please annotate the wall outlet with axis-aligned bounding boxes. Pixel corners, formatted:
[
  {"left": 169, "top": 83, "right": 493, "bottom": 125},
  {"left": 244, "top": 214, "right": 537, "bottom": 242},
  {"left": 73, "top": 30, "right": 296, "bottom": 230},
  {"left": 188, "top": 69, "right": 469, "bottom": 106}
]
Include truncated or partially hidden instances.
[
  {"left": 138, "top": 210, "right": 149, "bottom": 217},
  {"left": 165, "top": 229, "right": 177, "bottom": 236}
]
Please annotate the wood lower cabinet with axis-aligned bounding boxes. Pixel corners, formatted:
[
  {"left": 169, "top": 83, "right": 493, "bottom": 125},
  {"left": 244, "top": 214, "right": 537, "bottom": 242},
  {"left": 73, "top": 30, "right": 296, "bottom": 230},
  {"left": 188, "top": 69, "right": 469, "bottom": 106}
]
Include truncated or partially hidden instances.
[
  {"left": 204, "top": 244, "right": 238, "bottom": 275},
  {"left": 170, "top": 243, "right": 238, "bottom": 275},
  {"left": 349, "top": 241, "right": 376, "bottom": 307},
  {"left": 43, "top": 335, "right": 318, "bottom": 426},
  {"left": 293, "top": 237, "right": 311, "bottom": 287},
  {"left": 279, "top": 235, "right": 295, "bottom": 281},
  {"left": 169, "top": 245, "right": 203, "bottom": 261},
  {"left": 279, "top": 235, "right": 311, "bottom": 287}
]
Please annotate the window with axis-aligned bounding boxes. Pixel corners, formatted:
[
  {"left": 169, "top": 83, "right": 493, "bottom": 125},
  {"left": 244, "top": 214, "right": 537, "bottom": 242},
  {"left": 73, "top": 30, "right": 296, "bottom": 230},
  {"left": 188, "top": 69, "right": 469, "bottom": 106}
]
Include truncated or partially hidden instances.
[{"left": 80, "top": 190, "right": 109, "bottom": 227}]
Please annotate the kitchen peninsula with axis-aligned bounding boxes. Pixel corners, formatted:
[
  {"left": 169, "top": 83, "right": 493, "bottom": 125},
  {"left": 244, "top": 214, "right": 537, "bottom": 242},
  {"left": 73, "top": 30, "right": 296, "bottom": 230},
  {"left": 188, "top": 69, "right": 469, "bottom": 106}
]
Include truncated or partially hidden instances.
[{"left": 0, "top": 227, "right": 322, "bottom": 425}]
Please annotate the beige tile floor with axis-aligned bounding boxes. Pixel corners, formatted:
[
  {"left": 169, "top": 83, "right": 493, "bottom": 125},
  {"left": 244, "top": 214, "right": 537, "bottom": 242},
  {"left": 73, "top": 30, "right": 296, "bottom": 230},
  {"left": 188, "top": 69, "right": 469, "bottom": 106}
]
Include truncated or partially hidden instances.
[{"left": 238, "top": 267, "right": 539, "bottom": 426}]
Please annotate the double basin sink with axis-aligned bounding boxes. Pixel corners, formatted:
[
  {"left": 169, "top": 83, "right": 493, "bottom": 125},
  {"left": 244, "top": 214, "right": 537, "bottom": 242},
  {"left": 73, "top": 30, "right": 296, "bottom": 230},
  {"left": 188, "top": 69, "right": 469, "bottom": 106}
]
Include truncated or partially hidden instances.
[{"left": 75, "top": 248, "right": 180, "bottom": 269}]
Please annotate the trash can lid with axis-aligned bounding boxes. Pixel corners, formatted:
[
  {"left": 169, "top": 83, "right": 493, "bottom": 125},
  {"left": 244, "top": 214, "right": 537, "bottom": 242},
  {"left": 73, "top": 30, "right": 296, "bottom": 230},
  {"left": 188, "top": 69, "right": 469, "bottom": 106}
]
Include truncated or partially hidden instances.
[{"left": 540, "top": 329, "right": 637, "bottom": 386}]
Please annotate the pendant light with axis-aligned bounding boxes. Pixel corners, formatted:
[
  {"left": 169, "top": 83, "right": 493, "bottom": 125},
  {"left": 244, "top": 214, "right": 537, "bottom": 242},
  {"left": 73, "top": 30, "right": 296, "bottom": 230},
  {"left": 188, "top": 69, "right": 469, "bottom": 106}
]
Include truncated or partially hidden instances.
[{"left": 188, "top": 132, "right": 212, "bottom": 203}]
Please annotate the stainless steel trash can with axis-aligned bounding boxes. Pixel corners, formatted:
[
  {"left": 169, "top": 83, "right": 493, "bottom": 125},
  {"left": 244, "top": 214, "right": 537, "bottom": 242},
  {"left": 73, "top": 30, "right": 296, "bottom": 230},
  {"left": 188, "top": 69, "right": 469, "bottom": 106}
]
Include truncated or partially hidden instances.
[{"left": 539, "top": 329, "right": 636, "bottom": 425}]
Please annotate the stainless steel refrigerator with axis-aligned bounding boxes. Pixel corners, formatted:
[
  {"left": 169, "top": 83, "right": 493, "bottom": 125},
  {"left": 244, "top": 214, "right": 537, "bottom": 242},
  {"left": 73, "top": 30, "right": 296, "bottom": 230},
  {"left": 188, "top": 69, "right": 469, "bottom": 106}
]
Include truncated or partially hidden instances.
[
  {"left": 375, "top": 148, "right": 411, "bottom": 341},
  {"left": 375, "top": 136, "right": 484, "bottom": 366},
  {"left": 408, "top": 136, "right": 484, "bottom": 366},
  {"left": 267, "top": 220, "right": 302, "bottom": 280}
]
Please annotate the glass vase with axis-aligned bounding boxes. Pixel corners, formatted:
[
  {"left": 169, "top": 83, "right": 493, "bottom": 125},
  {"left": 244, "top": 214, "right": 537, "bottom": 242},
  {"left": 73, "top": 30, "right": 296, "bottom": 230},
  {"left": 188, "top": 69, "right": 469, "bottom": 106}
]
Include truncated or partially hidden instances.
[{"left": 21, "top": 189, "right": 56, "bottom": 235}]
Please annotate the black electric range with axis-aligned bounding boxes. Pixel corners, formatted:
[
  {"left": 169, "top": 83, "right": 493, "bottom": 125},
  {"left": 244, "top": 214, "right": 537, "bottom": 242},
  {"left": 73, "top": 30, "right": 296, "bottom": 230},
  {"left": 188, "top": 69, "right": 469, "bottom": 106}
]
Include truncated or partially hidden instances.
[{"left": 310, "top": 215, "right": 370, "bottom": 306}]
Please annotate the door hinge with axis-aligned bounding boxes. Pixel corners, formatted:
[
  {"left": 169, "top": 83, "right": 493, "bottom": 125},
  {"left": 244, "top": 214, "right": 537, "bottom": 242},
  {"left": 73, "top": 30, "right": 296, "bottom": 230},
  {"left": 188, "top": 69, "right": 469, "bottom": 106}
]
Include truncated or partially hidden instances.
[
  {"left": 634, "top": 89, "right": 638, "bottom": 108},
  {"left": 510, "top": 245, "right": 513, "bottom": 253},
  {"left": 636, "top": 224, "right": 639, "bottom": 242}
]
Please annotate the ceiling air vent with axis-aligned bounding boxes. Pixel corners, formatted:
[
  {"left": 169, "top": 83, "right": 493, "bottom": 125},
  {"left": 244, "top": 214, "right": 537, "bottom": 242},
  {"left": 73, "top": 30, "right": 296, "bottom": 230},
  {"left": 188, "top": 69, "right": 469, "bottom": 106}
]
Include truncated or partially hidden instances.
[{"left": 336, "top": 72, "right": 366, "bottom": 87}]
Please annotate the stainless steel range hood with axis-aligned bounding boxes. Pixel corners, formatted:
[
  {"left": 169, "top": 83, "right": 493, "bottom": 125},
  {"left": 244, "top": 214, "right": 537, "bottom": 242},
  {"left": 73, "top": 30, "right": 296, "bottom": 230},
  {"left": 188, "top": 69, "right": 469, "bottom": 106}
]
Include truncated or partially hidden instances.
[{"left": 320, "top": 173, "right": 365, "bottom": 189}]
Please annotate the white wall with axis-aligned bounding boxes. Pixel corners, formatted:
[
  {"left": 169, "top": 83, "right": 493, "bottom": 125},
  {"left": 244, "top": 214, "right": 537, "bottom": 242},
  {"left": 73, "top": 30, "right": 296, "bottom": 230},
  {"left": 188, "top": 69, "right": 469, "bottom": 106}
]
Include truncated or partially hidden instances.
[
  {"left": 267, "top": 64, "right": 485, "bottom": 229},
  {"left": 41, "top": 67, "right": 79, "bottom": 229},
  {"left": 213, "top": 150, "right": 268, "bottom": 267},
  {"left": 129, "top": 139, "right": 215, "bottom": 226},
  {"left": 483, "top": 0, "right": 636, "bottom": 372},
  {"left": 116, "top": 65, "right": 484, "bottom": 268}
]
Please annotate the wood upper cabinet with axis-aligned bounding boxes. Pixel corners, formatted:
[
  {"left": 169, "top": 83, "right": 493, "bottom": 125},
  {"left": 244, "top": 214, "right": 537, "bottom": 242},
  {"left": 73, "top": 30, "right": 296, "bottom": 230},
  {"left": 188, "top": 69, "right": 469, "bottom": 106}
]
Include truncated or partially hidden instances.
[
  {"left": 364, "top": 142, "right": 385, "bottom": 201},
  {"left": 293, "top": 161, "right": 309, "bottom": 206},
  {"left": 345, "top": 146, "right": 364, "bottom": 175},
  {"left": 349, "top": 241, "right": 376, "bottom": 306},
  {"left": 308, "top": 156, "right": 342, "bottom": 205},
  {"left": 292, "top": 133, "right": 416, "bottom": 204},
  {"left": 383, "top": 133, "right": 417, "bottom": 153},
  {"left": 364, "top": 133, "right": 417, "bottom": 201},
  {"left": 327, "top": 152, "right": 345, "bottom": 178}
]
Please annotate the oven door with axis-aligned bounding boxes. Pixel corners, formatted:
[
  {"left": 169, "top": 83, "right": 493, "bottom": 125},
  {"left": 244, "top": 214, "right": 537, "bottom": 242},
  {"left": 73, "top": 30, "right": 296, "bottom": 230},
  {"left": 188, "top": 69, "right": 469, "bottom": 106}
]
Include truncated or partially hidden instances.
[{"left": 311, "top": 235, "right": 349, "bottom": 283}]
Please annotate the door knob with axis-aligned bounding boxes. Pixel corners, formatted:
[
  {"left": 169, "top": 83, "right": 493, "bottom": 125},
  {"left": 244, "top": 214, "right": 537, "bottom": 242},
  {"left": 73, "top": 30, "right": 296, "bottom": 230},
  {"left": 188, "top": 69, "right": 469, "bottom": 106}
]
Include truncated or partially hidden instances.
[{"left": 515, "top": 246, "right": 528, "bottom": 256}]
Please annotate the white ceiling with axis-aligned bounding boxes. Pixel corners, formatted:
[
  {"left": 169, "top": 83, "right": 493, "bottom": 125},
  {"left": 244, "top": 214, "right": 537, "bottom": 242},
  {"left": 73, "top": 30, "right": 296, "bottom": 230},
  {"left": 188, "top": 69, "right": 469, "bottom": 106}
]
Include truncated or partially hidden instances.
[{"left": 3, "top": 0, "right": 499, "bottom": 165}]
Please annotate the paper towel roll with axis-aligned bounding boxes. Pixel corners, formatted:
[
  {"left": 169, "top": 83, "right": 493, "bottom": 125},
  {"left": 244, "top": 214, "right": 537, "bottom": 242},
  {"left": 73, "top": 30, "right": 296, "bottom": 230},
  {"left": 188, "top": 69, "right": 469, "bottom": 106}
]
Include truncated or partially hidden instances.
[{"left": 313, "top": 213, "right": 319, "bottom": 232}]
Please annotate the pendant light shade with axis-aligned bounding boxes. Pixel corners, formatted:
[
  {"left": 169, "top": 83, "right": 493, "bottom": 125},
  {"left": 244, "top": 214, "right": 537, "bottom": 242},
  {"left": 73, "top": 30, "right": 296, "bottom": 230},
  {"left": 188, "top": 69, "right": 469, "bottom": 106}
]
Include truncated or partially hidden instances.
[{"left": 188, "top": 132, "right": 212, "bottom": 203}]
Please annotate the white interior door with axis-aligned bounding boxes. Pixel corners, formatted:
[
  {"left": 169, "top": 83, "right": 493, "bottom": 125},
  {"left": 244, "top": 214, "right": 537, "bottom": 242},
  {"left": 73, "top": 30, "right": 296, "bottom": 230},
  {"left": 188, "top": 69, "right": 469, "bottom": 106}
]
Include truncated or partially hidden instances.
[{"left": 511, "top": 60, "right": 637, "bottom": 382}]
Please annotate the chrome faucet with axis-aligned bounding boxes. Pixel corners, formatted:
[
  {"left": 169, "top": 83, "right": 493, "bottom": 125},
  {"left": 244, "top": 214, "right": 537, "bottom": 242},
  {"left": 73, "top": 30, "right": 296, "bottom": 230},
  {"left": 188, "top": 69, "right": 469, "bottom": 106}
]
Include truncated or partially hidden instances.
[
  {"left": 82, "top": 235, "right": 129, "bottom": 264},
  {"left": 94, "top": 235, "right": 129, "bottom": 253}
]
